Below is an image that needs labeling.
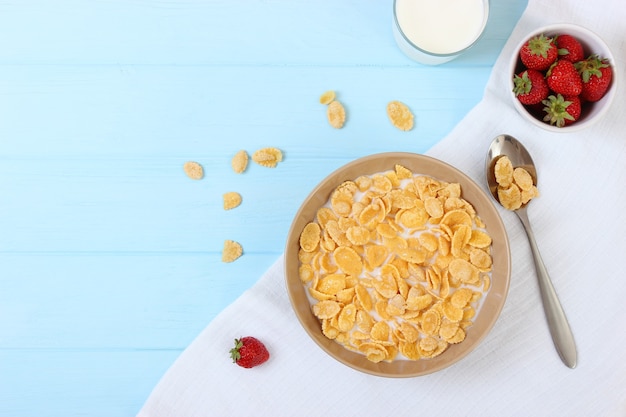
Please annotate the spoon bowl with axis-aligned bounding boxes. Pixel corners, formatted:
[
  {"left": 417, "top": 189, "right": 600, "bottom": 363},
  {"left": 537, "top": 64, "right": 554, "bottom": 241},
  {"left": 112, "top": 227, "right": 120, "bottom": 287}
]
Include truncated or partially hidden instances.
[
  {"left": 485, "top": 134, "right": 577, "bottom": 369},
  {"left": 486, "top": 134, "right": 537, "bottom": 205}
]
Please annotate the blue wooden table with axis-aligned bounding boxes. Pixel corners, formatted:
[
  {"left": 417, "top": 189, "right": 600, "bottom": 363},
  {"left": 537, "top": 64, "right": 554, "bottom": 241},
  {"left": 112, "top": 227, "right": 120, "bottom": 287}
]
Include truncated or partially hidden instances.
[{"left": 0, "top": 1, "right": 526, "bottom": 415}]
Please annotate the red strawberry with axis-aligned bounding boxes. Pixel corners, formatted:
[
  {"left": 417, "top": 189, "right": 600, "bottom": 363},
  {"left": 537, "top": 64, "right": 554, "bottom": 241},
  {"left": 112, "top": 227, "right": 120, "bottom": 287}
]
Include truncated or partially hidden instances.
[
  {"left": 513, "top": 69, "right": 549, "bottom": 105},
  {"left": 554, "top": 34, "right": 585, "bottom": 62},
  {"left": 542, "top": 94, "right": 581, "bottom": 127},
  {"left": 575, "top": 54, "right": 613, "bottom": 102},
  {"left": 519, "top": 34, "right": 558, "bottom": 71},
  {"left": 546, "top": 60, "right": 582, "bottom": 96},
  {"left": 230, "top": 336, "right": 270, "bottom": 368}
]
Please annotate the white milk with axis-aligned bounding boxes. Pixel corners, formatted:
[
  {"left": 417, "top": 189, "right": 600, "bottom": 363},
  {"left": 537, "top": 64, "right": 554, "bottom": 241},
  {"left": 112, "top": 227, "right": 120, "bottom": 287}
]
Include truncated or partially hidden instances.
[{"left": 393, "top": 0, "right": 488, "bottom": 64}]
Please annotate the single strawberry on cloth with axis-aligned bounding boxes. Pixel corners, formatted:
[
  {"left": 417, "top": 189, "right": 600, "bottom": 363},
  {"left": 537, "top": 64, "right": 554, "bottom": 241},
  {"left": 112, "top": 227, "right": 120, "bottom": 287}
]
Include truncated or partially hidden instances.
[{"left": 138, "top": 0, "right": 626, "bottom": 415}]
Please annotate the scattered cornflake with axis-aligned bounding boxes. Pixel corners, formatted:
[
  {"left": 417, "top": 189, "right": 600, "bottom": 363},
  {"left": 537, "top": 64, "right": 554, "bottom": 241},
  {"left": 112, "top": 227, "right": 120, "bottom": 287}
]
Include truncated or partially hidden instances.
[
  {"left": 231, "top": 150, "right": 249, "bottom": 174},
  {"left": 387, "top": 101, "right": 414, "bottom": 131},
  {"left": 252, "top": 147, "right": 283, "bottom": 168},
  {"left": 222, "top": 240, "right": 243, "bottom": 263},
  {"left": 183, "top": 161, "right": 204, "bottom": 180},
  {"left": 319, "top": 90, "right": 336, "bottom": 105},
  {"left": 223, "top": 192, "right": 242, "bottom": 210},
  {"left": 327, "top": 100, "right": 346, "bottom": 129}
]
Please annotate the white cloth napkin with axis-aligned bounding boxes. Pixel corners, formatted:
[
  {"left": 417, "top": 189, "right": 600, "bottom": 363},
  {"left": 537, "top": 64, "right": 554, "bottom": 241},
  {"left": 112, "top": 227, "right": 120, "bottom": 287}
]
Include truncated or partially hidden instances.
[{"left": 138, "top": 0, "right": 626, "bottom": 415}]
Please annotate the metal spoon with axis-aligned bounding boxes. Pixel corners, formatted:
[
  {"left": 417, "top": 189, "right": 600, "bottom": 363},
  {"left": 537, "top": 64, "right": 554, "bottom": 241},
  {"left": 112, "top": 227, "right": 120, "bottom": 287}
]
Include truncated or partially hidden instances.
[{"left": 485, "top": 134, "right": 577, "bottom": 369}]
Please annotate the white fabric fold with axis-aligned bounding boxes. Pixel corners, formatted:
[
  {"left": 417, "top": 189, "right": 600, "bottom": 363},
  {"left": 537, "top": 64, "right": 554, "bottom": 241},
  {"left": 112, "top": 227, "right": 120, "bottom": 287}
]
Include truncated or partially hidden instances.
[{"left": 139, "top": 0, "right": 626, "bottom": 415}]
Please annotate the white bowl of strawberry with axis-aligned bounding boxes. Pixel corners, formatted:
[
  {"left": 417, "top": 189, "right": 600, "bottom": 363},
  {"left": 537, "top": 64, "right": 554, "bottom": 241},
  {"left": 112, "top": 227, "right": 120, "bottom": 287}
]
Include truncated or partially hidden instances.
[{"left": 510, "top": 23, "right": 616, "bottom": 132}]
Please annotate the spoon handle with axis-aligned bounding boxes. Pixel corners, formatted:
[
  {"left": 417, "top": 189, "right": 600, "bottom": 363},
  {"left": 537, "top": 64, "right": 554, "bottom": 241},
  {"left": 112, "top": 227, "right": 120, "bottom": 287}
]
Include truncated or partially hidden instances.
[{"left": 516, "top": 208, "right": 577, "bottom": 369}]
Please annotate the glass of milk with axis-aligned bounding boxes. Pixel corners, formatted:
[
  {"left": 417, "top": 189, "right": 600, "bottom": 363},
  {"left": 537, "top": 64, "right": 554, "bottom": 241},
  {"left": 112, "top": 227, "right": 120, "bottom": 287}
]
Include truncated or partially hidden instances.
[{"left": 392, "top": 0, "right": 489, "bottom": 65}]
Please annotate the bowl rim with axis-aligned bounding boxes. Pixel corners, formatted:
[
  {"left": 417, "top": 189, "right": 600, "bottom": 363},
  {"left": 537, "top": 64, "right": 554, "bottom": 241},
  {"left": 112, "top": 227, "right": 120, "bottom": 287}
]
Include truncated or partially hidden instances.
[
  {"left": 509, "top": 23, "right": 617, "bottom": 133},
  {"left": 284, "top": 152, "right": 511, "bottom": 377}
]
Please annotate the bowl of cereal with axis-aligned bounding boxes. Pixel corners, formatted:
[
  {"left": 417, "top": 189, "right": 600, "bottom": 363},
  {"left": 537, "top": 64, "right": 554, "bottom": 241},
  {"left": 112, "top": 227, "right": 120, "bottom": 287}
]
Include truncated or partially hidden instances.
[{"left": 284, "top": 152, "right": 511, "bottom": 377}]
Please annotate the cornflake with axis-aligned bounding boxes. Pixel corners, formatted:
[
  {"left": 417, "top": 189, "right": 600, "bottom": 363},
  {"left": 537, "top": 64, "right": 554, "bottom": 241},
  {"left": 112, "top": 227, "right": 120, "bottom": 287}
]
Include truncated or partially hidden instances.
[
  {"left": 183, "top": 161, "right": 204, "bottom": 180},
  {"left": 493, "top": 156, "right": 539, "bottom": 210},
  {"left": 494, "top": 156, "right": 513, "bottom": 187},
  {"left": 223, "top": 192, "right": 242, "bottom": 210},
  {"left": 231, "top": 150, "right": 249, "bottom": 174},
  {"left": 300, "top": 222, "right": 321, "bottom": 253},
  {"left": 252, "top": 147, "right": 283, "bottom": 168},
  {"left": 319, "top": 90, "right": 336, "bottom": 105},
  {"left": 298, "top": 164, "right": 495, "bottom": 363},
  {"left": 387, "top": 101, "right": 414, "bottom": 131},
  {"left": 327, "top": 100, "right": 346, "bottom": 129},
  {"left": 222, "top": 240, "right": 243, "bottom": 263}
]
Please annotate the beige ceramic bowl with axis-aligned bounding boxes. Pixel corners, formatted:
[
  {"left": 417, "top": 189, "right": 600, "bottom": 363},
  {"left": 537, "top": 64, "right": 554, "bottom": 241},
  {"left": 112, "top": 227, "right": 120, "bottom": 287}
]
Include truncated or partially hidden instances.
[
  {"left": 284, "top": 153, "right": 511, "bottom": 377},
  {"left": 510, "top": 23, "right": 617, "bottom": 133}
]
